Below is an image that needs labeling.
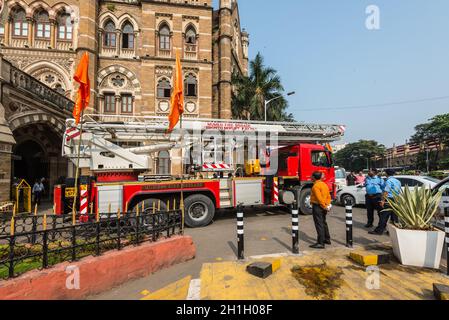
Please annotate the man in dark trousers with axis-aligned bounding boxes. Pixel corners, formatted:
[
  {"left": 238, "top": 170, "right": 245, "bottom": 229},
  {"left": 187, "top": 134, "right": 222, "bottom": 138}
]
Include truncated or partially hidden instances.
[
  {"left": 370, "top": 169, "right": 402, "bottom": 235},
  {"left": 364, "top": 169, "right": 385, "bottom": 229},
  {"left": 310, "top": 171, "right": 332, "bottom": 249}
]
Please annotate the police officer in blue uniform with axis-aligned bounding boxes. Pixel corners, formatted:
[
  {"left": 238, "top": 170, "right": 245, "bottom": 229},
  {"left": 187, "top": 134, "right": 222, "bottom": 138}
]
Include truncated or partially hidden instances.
[
  {"left": 369, "top": 169, "right": 402, "bottom": 235},
  {"left": 364, "top": 169, "right": 385, "bottom": 228}
]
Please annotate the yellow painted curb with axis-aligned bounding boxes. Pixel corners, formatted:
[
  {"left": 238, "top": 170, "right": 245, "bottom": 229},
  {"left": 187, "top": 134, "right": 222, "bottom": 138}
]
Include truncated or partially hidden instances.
[
  {"left": 141, "top": 276, "right": 192, "bottom": 300},
  {"left": 349, "top": 251, "right": 390, "bottom": 267}
]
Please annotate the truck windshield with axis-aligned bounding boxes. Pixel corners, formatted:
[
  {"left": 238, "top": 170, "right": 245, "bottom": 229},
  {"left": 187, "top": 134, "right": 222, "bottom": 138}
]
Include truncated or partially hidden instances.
[
  {"left": 335, "top": 169, "right": 346, "bottom": 179},
  {"left": 311, "top": 151, "right": 332, "bottom": 168}
]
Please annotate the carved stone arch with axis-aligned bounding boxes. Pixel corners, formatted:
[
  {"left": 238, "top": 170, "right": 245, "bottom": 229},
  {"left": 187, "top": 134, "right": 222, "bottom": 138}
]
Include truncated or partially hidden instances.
[
  {"left": 117, "top": 13, "right": 139, "bottom": 31},
  {"left": 23, "top": 61, "right": 73, "bottom": 97},
  {"left": 99, "top": 11, "right": 119, "bottom": 30},
  {"left": 7, "top": 0, "right": 30, "bottom": 14},
  {"left": 29, "top": 0, "right": 54, "bottom": 18},
  {"left": 184, "top": 22, "right": 198, "bottom": 34},
  {"left": 52, "top": 2, "right": 76, "bottom": 21},
  {"left": 157, "top": 20, "right": 172, "bottom": 33},
  {"left": 9, "top": 111, "right": 65, "bottom": 136},
  {"left": 98, "top": 65, "right": 141, "bottom": 98}
]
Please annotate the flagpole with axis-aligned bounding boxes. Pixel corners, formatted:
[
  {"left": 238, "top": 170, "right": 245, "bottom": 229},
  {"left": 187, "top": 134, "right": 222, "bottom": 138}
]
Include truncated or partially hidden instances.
[
  {"left": 71, "top": 110, "right": 84, "bottom": 226},
  {"left": 180, "top": 114, "right": 185, "bottom": 234}
]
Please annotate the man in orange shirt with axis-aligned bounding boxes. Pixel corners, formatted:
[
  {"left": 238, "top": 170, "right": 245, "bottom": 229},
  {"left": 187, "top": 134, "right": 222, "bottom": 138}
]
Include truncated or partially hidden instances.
[{"left": 310, "top": 171, "right": 332, "bottom": 249}]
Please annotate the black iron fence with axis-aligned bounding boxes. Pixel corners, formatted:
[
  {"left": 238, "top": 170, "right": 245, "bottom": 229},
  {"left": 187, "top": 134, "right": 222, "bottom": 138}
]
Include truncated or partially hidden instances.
[{"left": 0, "top": 210, "right": 182, "bottom": 280}]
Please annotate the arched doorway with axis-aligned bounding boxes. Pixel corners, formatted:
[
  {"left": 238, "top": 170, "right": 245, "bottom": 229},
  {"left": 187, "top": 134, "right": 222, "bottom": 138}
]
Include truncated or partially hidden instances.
[
  {"left": 13, "top": 139, "right": 48, "bottom": 186},
  {"left": 11, "top": 122, "right": 68, "bottom": 202}
]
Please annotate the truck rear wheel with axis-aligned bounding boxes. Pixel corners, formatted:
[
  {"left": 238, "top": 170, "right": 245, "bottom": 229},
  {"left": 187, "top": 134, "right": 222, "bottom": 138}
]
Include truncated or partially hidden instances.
[
  {"left": 184, "top": 194, "right": 215, "bottom": 228},
  {"left": 130, "top": 198, "right": 168, "bottom": 229},
  {"left": 137, "top": 198, "right": 167, "bottom": 213},
  {"left": 299, "top": 189, "right": 313, "bottom": 215}
]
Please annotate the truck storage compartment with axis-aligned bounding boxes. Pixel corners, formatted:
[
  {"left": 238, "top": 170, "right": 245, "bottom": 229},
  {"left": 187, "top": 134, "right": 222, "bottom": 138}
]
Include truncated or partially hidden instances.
[
  {"left": 97, "top": 185, "right": 124, "bottom": 213},
  {"left": 233, "top": 178, "right": 265, "bottom": 207}
]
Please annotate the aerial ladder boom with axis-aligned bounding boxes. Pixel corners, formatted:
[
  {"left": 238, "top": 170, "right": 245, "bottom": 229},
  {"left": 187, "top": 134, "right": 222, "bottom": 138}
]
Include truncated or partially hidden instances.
[{"left": 62, "top": 115, "right": 346, "bottom": 174}]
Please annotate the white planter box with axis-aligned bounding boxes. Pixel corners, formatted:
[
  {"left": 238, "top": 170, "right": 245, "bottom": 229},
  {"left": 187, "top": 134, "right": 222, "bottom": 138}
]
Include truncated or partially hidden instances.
[{"left": 388, "top": 224, "right": 445, "bottom": 269}]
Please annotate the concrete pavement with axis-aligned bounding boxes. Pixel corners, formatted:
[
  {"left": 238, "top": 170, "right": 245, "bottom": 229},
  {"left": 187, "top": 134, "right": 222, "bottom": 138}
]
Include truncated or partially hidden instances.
[{"left": 90, "top": 205, "right": 394, "bottom": 300}]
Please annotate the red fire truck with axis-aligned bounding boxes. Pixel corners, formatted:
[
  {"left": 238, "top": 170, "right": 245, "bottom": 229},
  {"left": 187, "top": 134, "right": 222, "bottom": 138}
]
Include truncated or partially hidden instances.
[{"left": 54, "top": 116, "right": 345, "bottom": 228}]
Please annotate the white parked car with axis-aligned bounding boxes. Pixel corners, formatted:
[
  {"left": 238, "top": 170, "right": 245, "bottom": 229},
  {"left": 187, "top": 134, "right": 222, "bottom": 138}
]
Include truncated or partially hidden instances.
[
  {"left": 434, "top": 177, "right": 449, "bottom": 216},
  {"left": 336, "top": 175, "right": 441, "bottom": 206}
]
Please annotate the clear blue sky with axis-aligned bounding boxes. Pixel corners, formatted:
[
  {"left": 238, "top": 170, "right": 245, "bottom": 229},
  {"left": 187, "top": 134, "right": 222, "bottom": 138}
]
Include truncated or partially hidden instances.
[{"left": 214, "top": 0, "right": 449, "bottom": 147}]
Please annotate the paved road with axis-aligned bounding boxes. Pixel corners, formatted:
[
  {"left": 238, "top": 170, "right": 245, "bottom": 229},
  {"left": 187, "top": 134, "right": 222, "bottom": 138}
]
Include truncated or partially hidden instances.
[{"left": 91, "top": 205, "right": 392, "bottom": 300}]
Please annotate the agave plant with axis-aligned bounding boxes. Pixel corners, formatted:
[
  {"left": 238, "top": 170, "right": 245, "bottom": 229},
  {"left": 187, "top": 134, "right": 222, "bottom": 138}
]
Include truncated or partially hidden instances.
[{"left": 386, "top": 186, "right": 443, "bottom": 231}]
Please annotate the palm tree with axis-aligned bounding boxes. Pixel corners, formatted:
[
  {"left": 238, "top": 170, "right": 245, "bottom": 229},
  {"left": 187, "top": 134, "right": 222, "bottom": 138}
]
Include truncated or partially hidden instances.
[{"left": 232, "top": 53, "right": 294, "bottom": 122}]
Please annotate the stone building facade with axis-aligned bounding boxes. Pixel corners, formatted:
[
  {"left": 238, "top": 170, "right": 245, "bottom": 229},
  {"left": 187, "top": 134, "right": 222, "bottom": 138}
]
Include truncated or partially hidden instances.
[
  {"left": 372, "top": 141, "right": 448, "bottom": 171},
  {"left": 0, "top": 0, "right": 249, "bottom": 201},
  {"left": 0, "top": 0, "right": 248, "bottom": 119}
]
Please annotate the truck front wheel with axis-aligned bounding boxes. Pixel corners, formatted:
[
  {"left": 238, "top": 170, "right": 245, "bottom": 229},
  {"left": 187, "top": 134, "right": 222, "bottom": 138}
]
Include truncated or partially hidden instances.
[
  {"left": 299, "top": 189, "right": 313, "bottom": 215},
  {"left": 184, "top": 194, "right": 215, "bottom": 228}
]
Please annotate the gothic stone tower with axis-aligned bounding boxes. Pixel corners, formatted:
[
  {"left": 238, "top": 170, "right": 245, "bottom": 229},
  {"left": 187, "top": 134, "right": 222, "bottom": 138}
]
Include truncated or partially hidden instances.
[{"left": 213, "top": 0, "right": 249, "bottom": 119}]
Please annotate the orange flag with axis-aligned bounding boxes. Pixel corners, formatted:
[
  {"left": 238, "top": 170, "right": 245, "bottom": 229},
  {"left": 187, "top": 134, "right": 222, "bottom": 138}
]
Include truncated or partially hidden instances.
[
  {"left": 73, "top": 52, "right": 90, "bottom": 124},
  {"left": 168, "top": 51, "right": 184, "bottom": 133}
]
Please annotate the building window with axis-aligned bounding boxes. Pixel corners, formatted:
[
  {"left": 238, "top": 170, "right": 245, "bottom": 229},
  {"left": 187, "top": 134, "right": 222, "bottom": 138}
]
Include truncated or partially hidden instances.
[
  {"left": 104, "top": 93, "right": 116, "bottom": 113},
  {"left": 12, "top": 8, "right": 28, "bottom": 38},
  {"left": 122, "top": 22, "right": 134, "bottom": 49},
  {"left": 185, "top": 26, "right": 197, "bottom": 45},
  {"left": 157, "top": 151, "right": 171, "bottom": 175},
  {"left": 159, "top": 24, "right": 171, "bottom": 51},
  {"left": 0, "top": 24, "right": 5, "bottom": 36},
  {"left": 57, "top": 13, "right": 73, "bottom": 40},
  {"left": 157, "top": 78, "right": 171, "bottom": 98},
  {"left": 121, "top": 94, "right": 133, "bottom": 113},
  {"left": 185, "top": 74, "right": 198, "bottom": 97},
  {"left": 103, "top": 20, "right": 116, "bottom": 48},
  {"left": 35, "top": 9, "right": 51, "bottom": 39}
]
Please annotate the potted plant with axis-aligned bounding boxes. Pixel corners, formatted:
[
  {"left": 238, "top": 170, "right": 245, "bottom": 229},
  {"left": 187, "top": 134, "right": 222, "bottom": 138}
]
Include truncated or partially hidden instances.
[{"left": 387, "top": 186, "right": 444, "bottom": 269}]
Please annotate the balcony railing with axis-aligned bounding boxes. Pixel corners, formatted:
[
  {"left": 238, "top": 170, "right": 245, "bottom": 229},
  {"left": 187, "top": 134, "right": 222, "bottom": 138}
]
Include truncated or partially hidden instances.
[
  {"left": 56, "top": 41, "right": 73, "bottom": 51},
  {"left": 10, "top": 38, "right": 28, "bottom": 48},
  {"left": 121, "top": 48, "right": 135, "bottom": 59},
  {"left": 10, "top": 66, "right": 74, "bottom": 113},
  {"left": 158, "top": 49, "right": 171, "bottom": 58},
  {"left": 34, "top": 39, "right": 51, "bottom": 49},
  {"left": 101, "top": 47, "right": 117, "bottom": 57},
  {"left": 184, "top": 44, "right": 197, "bottom": 60}
]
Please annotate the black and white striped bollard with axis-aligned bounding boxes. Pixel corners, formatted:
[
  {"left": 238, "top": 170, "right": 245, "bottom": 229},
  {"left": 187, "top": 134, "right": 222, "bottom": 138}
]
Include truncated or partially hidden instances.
[
  {"left": 345, "top": 201, "right": 353, "bottom": 248},
  {"left": 445, "top": 207, "right": 449, "bottom": 276},
  {"left": 292, "top": 200, "right": 300, "bottom": 254},
  {"left": 237, "top": 205, "right": 244, "bottom": 260}
]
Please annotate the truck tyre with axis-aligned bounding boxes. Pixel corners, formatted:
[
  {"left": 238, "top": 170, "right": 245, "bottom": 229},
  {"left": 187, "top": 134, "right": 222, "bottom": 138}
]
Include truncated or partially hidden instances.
[
  {"left": 140, "top": 198, "right": 167, "bottom": 213},
  {"left": 299, "top": 189, "right": 313, "bottom": 215},
  {"left": 184, "top": 194, "right": 215, "bottom": 228},
  {"left": 130, "top": 199, "right": 167, "bottom": 229}
]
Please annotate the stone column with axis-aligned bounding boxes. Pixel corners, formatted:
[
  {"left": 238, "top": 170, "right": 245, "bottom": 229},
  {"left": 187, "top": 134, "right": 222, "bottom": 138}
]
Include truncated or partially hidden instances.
[
  {"left": 50, "top": 18, "right": 56, "bottom": 49},
  {"left": 4, "top": 17, "right": 11, "bottom": 46},
  {"left": 116, "top": 29, "right": 121, "bottom": 57},
  {"left": 27, "top": 17, "right": 33, "bottom": 47},
  {"left": 0, "top": 55, "right": 16, "bottom": 201},
  {"left": 115, "top": 95, "right": 121, "bottom": 114},
  {"left": 76, "top": 0, "right": 99, "bottom": 113},
  {"left": 218, "top": 0, "right": 233, "bottom": 119}
]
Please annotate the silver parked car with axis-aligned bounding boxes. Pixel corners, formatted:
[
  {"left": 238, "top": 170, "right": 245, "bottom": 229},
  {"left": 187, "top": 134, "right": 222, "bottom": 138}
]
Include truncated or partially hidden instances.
[{"left": 336, "top": 175, "right": 441, "bottom": 206}]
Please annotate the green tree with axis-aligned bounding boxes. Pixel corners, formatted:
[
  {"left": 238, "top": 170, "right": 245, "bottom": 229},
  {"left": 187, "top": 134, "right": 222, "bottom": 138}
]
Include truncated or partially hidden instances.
[
  {"left": 411, "top": 114, "right": 449, "bottom": 145},
  {"left": 334, "top": 140, "right": 386, "bottom": 172},
  {"left": 410, "top": 113, "right": 449, "bottom": 170},
  {"left": 232, "top": 53, "right": 294, "bottom": 122}
]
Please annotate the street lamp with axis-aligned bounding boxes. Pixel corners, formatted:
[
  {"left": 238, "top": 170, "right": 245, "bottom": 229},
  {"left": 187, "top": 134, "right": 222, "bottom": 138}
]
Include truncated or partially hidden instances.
[
  {"left": 426, "top": 148, "right": 431, "bottom": 173},
  {"left": 264, "top": 91, "right": 296, "bottom": 122}
]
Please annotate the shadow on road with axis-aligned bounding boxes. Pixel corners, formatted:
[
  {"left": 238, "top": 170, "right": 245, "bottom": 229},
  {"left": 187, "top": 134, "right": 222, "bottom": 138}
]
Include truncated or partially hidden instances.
[{"left": 214, "top": 207, "right": 289, "bottom": 223}]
